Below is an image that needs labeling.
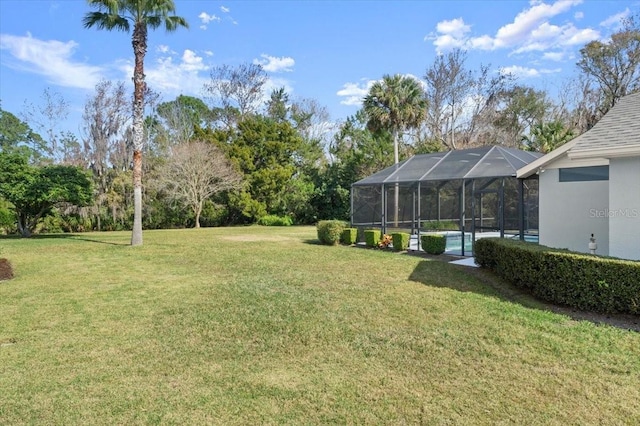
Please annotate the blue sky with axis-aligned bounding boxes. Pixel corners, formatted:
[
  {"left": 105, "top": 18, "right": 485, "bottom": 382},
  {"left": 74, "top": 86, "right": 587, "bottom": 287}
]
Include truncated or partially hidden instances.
[{"left": 0, "top": 0, "right": 637, "bottom": 135}]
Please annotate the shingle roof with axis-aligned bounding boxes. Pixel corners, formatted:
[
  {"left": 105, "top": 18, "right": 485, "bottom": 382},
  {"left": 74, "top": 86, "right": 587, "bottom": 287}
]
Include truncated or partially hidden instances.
[
  {"left": 570, "top": 91, "right": 640, "bottom": 155},
  {"left": 518, "top": 91, "right": 640, "bottom": 177}
]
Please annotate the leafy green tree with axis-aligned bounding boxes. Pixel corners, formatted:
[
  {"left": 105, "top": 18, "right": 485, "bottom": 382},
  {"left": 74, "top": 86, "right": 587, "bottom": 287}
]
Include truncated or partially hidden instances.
[
  {"left": 492, "top": 85, "right": 550, "bottom": 146},
  {"left": 363, "top": 74, "right": 426, "bottom": 165},
  {"left": 0, "top": 107, "right": 45, "bottom": 159},
  {"left": 84, "top": 0, "right": 188, "bottom": 246},
  {"left": 156, "top": 95, "right": 213, "bottom": 146},
  {"left": 265, "top": 87, "right": 289, "bottom": 122},
  {"left": 205, "top": 116, "right": 303, "bottom": 223},
  {"left": 0, "top": 152, "right": 93, "bottom": 237},
  {"left": 312, "top": 111, "right": 393, "bottom": 221}
]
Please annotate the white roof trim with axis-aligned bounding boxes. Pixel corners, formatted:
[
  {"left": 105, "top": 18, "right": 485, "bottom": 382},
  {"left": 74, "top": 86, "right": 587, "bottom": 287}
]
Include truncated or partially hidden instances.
[
  {"left": 516, "top": 139, "right": 578, "bottom": 178},
  {"left": 567, "top": 144, "right": 640, "bottom": 160}
]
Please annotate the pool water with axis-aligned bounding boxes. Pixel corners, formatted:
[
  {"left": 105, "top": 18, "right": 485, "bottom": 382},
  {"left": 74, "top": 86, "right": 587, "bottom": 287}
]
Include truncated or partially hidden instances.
[{"left": 444, "top": 233, "right": 539, "bottom": 255}]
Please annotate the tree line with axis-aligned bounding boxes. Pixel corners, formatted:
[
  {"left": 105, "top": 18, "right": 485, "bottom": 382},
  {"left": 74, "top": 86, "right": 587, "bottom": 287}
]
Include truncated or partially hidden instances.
[{"left": 0, "top": 6, "right": 638, "bottom": 237}]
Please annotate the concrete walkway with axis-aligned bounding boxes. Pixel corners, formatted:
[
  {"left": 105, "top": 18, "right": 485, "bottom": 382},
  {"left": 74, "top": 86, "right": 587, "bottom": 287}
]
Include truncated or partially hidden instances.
[{"left": 448, "top": 257, "right": 479, "bottom": 268}]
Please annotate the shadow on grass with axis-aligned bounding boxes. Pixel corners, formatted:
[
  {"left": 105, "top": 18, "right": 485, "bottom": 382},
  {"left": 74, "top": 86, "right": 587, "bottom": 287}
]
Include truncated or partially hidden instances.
[
  {"left": 408, "top": 257, "right": 640, "bottom": 332},
  {"left": 0, "top": 233, "right": 128, "bottom": 246}
]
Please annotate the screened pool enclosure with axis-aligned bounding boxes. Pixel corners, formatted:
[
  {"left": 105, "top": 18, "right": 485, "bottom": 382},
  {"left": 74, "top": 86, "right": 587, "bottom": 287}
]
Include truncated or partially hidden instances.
[{"left": 351, "top": 146, "right": 542, "bottom": 255}]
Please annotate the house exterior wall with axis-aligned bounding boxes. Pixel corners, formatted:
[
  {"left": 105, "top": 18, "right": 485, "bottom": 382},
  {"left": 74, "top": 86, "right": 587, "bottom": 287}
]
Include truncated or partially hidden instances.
[
  {"left": 539, "top": 168, "right": 609, "bottom": 255},
  {"left": 608, "top": 156, "right": 640, "bottom": 260}
]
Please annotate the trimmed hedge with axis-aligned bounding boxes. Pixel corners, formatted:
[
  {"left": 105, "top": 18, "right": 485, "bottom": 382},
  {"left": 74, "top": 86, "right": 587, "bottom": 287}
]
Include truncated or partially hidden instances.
[
  {"left": 391, "top": 232, "right": 410, "bottom": 251},
  {"left": 341, "top": 228, "right": 358, "bottom": 245},
  {"left": 475, "top": 238, "right": 640, "bottom": 315},
  {"left": 422, "top": 220, "right": 458, "bottom": 231},
  {"left": 317, "top": 220, "right": 348, "bottom": 245},
  {"left": 364, "top": 229, "right": 381, "bottom": 248},
  {"left": 421, "top": 235, "right": 446, "bottom": 255},
  {"left": 257, "top": 214, "right": 293, "bottom": 226}
]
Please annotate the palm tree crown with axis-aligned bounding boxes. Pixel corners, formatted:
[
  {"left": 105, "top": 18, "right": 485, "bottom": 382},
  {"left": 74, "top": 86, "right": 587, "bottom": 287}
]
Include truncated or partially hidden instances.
[{"left": 363, "top": 74, "right": 427, "bottom": 164}]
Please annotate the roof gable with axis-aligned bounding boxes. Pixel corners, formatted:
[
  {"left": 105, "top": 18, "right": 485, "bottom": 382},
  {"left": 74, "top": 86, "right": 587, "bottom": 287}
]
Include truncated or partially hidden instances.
[{"left": 569, "top": 91, "right": 640, "bottom": 159}]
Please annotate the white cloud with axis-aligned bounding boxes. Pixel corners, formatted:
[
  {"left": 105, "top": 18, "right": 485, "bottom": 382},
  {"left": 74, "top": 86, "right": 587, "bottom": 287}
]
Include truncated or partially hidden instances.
[
  {"left": 198, "top": 12, "right": 220, "bottom": 30},
  {"left": 427, "top": 17, "right": 472, "bottom": 54},
  {"left": 492, "top": 0, "right": 582, "bottom": 49},
  {"left": 204, "top": 50, "right": 214, "bottom": 56},
  {"left": 469, "top": 35, "right": 494, "bottom": 50},
  {"left": 181, "top": 49, "right": 206, "bottom": 72},
  {"left": 157, "top": 44, "right": 170, "bottom": 53},
  {"left": 119, "top": 49, "right": 209, "bottom": 95},
  {"left": 500, "top": 65, "right": 562, "bottom": 78},
  {"left": 433, "top": 33, "right": 468, "bottom": 53},
  {"left": 336, "top": 82, "right": 369, "bottom": 106},
  {"left": 428, "top": 0, "right": 601, "bottom": 56},
  {"left": 0, "top": 33, "right": 103, "bottom": 89},
  {"left": 436, "top": 18, "right": 471, "bottom": 39},
  {"left": 336, "top": 79, "right": 379, "bottom": 106},
  {"left": 253, "top": 54, "right": 295, "bottom": 73},
  {"left": 564, "top": 27, "right": 600, "bottom": 45},
  {"left": 221, "top": 6, "right": 230, "bottom": 13},
  {"left": 600, "top": 8, "right": 630, "bottom": 29},
  {"left": 574, "top": 11, "right": 584, "bottom": 20},
  {"left": 542, "top": 51, "right": 565, "bottom": 61}
]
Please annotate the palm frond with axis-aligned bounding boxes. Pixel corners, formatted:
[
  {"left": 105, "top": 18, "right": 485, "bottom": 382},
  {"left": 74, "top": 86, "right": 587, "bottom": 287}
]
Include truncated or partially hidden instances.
[{"left": 83, "top": 11, "right": 130, "bottom": 31}]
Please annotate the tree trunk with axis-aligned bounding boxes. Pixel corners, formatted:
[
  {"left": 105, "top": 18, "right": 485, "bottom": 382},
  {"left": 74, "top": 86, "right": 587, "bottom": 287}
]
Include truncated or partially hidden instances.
[
  {"left": 195, "top": 202, "right": 202, "bottom": 228},
  {"left": 130, "top": 22, "right": 147, "bottom": 246},
  {"left": 131, "top": 150, "right": 143, "bottom": 245},
  {"left": 17, "top": 213, "right": 31, "bottom": 238}
]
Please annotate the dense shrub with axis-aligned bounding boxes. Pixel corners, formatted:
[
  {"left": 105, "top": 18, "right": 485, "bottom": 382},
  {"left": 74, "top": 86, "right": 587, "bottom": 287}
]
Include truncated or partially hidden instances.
[
  {"left": 364, "top": 229, "right": 381, "bottom": 248},
  {"left": 475, "top": 238, "right": 640, "bottom": 315},
  {"left": 257, "top": 215, "right": 293, "bottom": 226},
  {"left": 316, "top": 220, "right": 347, "bottom": 245},
  {"left": 391, "top": 232, "right": 410, "bottom": 251},
  {"left": 340, "top": 228, "right": 358, "bottom": 245},
  {"left": 422, "top": 220, "right": 458, "bottom": 231},
  {"left": 421, "top": 235, "right": 446, "bottom": 255}
]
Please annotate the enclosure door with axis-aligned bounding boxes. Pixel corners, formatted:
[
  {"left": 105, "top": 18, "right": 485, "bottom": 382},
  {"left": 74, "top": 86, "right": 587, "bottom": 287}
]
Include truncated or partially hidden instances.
[{"left": 473, "top": 189, "right": 501, "bottom": 234}]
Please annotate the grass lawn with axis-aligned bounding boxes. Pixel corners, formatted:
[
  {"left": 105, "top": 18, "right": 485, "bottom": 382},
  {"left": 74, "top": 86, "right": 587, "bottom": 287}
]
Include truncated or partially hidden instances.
[{"left": 1, "top": 226, "right": 639, "bottom": 424}]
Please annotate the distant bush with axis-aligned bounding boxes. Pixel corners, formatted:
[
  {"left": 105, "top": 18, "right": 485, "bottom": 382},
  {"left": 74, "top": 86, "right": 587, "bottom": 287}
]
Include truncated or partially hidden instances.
[
  {"left": 340, "top": 228, "right": 358, "bottom": 245},
  {"left": 257, "top": 215, "right": 293, "bottom": 226},
  {"left": 364, "top": 229, "right": 381, "bottom": 248},
  {"left": 421, "top": 235, "right": 446, "bottom": 255},
  {"left": 422, "top": 220, "right": 459, "bottom": 231},
  {"left": 391, "top": 232, "right": 410, "bottom": 251},
  {"left": 475, "top": 238, "right": 640, "bottom": 315},
  {"left": 317, "top": 220, "right": 348, "bottom": 245}
]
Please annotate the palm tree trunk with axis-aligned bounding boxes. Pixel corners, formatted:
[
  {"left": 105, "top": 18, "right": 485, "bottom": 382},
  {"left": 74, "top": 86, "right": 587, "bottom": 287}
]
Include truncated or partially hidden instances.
[{"left": 130, "top": 22, "right": 147, "bottom": 246}]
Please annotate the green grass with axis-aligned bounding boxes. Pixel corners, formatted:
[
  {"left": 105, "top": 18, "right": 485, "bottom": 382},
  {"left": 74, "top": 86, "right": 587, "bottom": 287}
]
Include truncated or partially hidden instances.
[{"left": 1, "top": 226, "right": 639, "bottom": 424}]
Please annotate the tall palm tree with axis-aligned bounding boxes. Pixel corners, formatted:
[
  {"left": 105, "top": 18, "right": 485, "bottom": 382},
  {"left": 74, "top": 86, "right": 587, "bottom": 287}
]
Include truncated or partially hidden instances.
[
  {"left": 363, "top": 74, "right": 427, "bottom": 165},
  {"left": 83, "top": 0, "right": 188, "bottom": 246},
  {"left": 363, "top": 74, "right": 427, "bottom": 228}
]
